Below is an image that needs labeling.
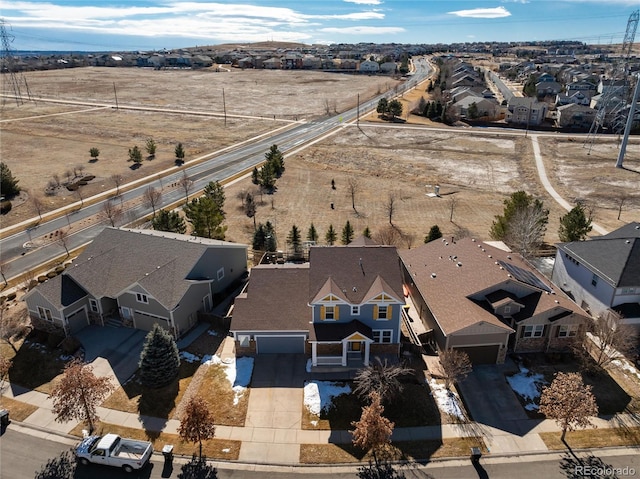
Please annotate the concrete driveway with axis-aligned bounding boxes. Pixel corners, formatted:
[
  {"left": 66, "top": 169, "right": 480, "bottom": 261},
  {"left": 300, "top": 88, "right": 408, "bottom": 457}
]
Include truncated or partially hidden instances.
[
  {"left": 74, "top": 326, "right": 146, "bottom": 384},
  {"left": 239, "top": 354, "right": 308, "bottom": 463}
]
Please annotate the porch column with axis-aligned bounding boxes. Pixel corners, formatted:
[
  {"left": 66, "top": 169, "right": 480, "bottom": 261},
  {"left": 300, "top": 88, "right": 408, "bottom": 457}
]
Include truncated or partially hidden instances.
[
  {"left": 341, "top": 341, "right": 347, "bottom": 366},
  {"left": 312, "top": 342, "right": 318, "bottom": 367},
  {"left": 364, "top": 341, "right": 370, "bottom": 367}
]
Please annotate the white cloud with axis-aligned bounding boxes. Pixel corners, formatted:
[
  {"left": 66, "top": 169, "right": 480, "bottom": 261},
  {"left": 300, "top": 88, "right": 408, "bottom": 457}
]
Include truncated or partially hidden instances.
[
  {"left": 319, "top": 26, "right": 404, "bottom": 35},
  {"left": 344, "top": 0, "right": 382, "bottom": 4},
  {"left": 448, "top": 6, "right": 511, "bottom": 18}
]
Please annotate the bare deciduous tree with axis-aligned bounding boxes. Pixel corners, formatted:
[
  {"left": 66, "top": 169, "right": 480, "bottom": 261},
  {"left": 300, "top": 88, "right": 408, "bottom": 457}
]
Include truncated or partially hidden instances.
[
  {"left": 178, "top": 396, "right": 216, "bottom": 460},
  {"left": 49, "top": 358, "right": 113, "bottom": 434},
  {"left": 613, "top": 193, "right": 628, "bottom": 221},
  {"left": 350, "top": 392, "right": 394, "bottom": 466},
  {"left": 373, "top": 225, "right": 402, "bottom": 246},
  {"left": 504, "top": 202, "right": 548, "bottom": 257},
  {"left": 575, "top": 314, "right": 637, "bottom": 370},
  {"left": 110, "top": 174, "right": 124, "bottom": 196},
  {"left": 75, "top": 188, "right": 84, "bottom": 208},
  {"left": 448, "top": 196, "right": 458, "bottom": 222},
  {"left": 0, "top": 355, "right": 11, "bottom": 387},
  {"left": 0, "top": 261, "right": 9, "bottom": 288},
  {"left": 178, "top": 172, "right": 194, "bottom": 203},
  {"left": 384, "top": 193, "right": 397, "bottom": 226},
  {"left": 57, "top": 229, "right": 71, "bottom": 258},
  {"left": 347, "top": 177, "right": 360, "bottom": 213},
  {"left": 353, "top": 357, "right": 412, "bottom": 405},
  {"left": 30, "top": 193, "right": 45, "bottom": 221},
  {"left": 539, "top": 372, "right": 598, "bottom": 442},
  {"left": 439, "top": 348, "right": 472, "bottom": 389},
  {"left": 101, "top": 199, "right": 122, "bottom": 227},
  {"left": 144, "top": 186, "right": 162, "bottom": 217},
  {"left": 0, "top": 300, "right": 28, "bottom": 353}
]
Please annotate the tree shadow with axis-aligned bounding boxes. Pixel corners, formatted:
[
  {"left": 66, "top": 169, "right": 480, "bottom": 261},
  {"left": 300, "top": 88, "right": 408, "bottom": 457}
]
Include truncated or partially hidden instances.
[
  {"left": 33, "top": 450, "right": 76, "bottom": 479},
  {"left": 559, "top": 450, "right": 622, "bottom": 478},
  {"left": 357, "top": 460, "right": 409, "bottom": 479},
  {"left": 177, "top": 456, "right": 218, "bottom": 479}
]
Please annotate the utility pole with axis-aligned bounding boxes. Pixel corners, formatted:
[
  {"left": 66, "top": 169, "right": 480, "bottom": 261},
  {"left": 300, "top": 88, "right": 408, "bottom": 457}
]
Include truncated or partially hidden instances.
[
  {"left": 616, "top": 73, "right": 640, "bottom": 169},
  {"left": 222, "top": 88, "right": 227, "bottom": 127},
  {"left": 0, "top": 19, "right": 24, "bottom": 106},
  {"left": 113, "top": 82, "right": 119, "bottom": 110},
  {"left": 356, "top": 93, "right": 360, "bottom": 127}
]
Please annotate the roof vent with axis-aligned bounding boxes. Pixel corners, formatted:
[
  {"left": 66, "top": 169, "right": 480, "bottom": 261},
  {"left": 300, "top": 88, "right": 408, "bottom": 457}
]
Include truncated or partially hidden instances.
[
  {"left": 555, "top": 300, "right": 559, "bottom": 303},
  {"left": 457, "top": 262, "right": 462, "bottom": 267},
  {"left": 507, "top": 255, "right": 512, "bottom": 260},
  {"left": 352, "top": 287, "right": 357, "bottom": 292},
  {"left": 488, "top": 255, "right": 492, "bottom": 258},
  {"left": 626, "top": 240, "right": 631, "bottom": 244},
  {"left": 472, "top": 238, "right": 476, "bottom": 242},
  {"left": 431, "top": 273, "right": 436, "bottom": 278}
]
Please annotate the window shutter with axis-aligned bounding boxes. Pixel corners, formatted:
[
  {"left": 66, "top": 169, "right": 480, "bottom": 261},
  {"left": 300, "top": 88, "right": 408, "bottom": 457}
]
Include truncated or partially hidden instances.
[
  {"left": 520, "top": 326, "right": 525, "bottom": 338},
  {"left": 335, "top": 306, "right": 339, "bottom": 320},
  {"left": 320, "top": 305, "right": 325, "bottom": 320},
  {"left": 374, "top": 305, "right": 379, "bottom": 319},
  {"left": 387, "top": 305, "right": 392, "bottom": 318}
]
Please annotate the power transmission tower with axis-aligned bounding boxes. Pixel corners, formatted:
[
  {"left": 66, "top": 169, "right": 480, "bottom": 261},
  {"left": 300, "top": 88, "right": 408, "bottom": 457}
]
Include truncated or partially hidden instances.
[
  {"left": 0, "top": 18, "right": 26, "bottom": 106},
  {"left": 584, "top": 10, "right": 639, "bottom": 155}
]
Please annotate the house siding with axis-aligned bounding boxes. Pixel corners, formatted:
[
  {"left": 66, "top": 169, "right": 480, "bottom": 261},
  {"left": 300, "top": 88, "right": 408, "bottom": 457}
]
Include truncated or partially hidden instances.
[
  {"left": 171, "top": 282, "right": 211, "bottom": 337},
  {"left": 189, "top": 247, "right": 248, "bottom": 294},
  {"left": 313, "top": 303, "right": 401, "bottom": 342}
]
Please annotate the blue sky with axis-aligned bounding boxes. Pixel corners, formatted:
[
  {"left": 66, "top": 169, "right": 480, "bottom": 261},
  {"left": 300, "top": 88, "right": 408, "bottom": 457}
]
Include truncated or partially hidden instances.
[{"left": 0, "top": 0, "right": 638, "bottom": 52}]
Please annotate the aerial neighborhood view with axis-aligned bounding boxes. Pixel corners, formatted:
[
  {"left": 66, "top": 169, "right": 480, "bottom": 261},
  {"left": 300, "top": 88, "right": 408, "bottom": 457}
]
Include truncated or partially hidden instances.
[{"left": 1, "top": 0, "right": 640, "bottom": 478}]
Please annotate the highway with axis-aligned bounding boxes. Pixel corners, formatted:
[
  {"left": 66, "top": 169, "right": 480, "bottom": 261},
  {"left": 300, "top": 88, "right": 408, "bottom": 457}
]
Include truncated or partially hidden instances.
[{"left": 0, "top": 59, "right": 432, "bottom": 279}]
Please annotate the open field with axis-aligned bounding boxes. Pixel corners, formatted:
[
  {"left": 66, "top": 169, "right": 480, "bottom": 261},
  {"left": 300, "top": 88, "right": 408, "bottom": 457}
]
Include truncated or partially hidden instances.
[{"left": 1, "top": 65, "right": 639, "bottom": 246}]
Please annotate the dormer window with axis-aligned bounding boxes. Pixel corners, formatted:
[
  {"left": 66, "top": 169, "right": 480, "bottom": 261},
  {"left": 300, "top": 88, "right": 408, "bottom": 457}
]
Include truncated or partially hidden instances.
[
  {"left": 325, "top": 306, "right": 335, "bottom": 320},
  {"left": 377, "top": 305, "right": 388, "bottom": 320},
  {"left": 136, "top": 293, "right": 149, "bottom": 304},
  {"left": 504, "top": 306, "right": 511, "bottom": 314},
  {"left": 351, "top": 305, "right": 360, "bottom": 316}
]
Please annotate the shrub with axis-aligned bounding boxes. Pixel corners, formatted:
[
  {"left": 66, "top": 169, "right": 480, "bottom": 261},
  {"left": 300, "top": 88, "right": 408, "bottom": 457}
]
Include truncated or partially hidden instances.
[
  {"left": 60, "top": 337, "right": 81, "bottom": 355},
  {"left": 46, "top": 332, "right": 65, "bottom": 349},
  {"left": 37, "top": 275, "right": 48, "bottom": 283},
  {"left": 27, "top": 279, "right": 38, "bottom": 290},
  {"left": 0, "top": 200, "right": 12, "bottom": 214},
  {"left": 6, "top": 292, "right": 16, "bottom": 301}
]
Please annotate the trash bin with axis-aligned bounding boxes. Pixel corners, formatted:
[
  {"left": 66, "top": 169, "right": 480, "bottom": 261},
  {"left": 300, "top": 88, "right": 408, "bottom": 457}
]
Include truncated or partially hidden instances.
[
  {"left": 162, "top": 444, "right": 174, "bottom": 463},
  {"left": 0, "top": 409, "right": 9, "bottom": 427},
  {"left": 470, "top": 447, "right": 482, "bottom": 463}
]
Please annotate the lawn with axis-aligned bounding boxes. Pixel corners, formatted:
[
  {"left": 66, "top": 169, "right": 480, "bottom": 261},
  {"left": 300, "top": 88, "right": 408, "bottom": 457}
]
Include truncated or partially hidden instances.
[
  {"left": 540, "top": 427, "right": 640, "bottom": 450},
  {"left": 192, "top": 361, "right": 249, "bottom": 427},
  {"left": 68, "top": 421, "right": 240, "bottom": 460},
  {"left": 302, "top": 383, "right": 441, "bottom": 430},
  {"left": 101, "top": 360, "right": 200, "bottom": 419},
  {"left": 300, "top": 437, "right": 486, "bottom": 464},
  {"left": 0, "top": 396, "right": 38, "bottom": 421}
]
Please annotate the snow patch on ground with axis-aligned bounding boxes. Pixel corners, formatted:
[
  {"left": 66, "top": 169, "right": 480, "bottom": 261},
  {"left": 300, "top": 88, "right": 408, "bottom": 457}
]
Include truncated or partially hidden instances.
[
  {"left": 303, "top": 381, "right": 351, "bottom": 416},
  {"left": 612, "top": 359, "right": 640, "bottom": 381},
  {"left": 207, "top": 329, "right": 220, "bottom": 336},
  {"left": 203, "top": 355, "right": 254, "bottom": 405},
  {"left": 506, "top": 366, "right": 547, "bottom": 411},
  {"left": 180, "top": 351, "right": 201, "bottom": 363},
  {"left": 428, "top": 379, "right": 465, "bottom": 419}
]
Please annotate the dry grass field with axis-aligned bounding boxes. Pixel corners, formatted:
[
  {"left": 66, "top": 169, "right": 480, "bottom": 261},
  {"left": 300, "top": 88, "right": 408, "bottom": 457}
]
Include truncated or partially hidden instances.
[{"left": 1, "top": 65, "right": 639, "bottom": 248}]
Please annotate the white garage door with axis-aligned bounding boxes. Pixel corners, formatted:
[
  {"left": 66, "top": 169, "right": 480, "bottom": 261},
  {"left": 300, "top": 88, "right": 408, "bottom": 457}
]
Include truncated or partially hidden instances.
[{"left": 256, "top": 336, "right": 305, "bottom": 354}]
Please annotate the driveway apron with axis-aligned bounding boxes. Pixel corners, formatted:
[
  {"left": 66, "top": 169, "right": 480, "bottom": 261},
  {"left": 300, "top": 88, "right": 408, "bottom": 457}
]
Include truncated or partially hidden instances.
[{"left": 239, "top": 354, "right": 307, "bottom": 464}]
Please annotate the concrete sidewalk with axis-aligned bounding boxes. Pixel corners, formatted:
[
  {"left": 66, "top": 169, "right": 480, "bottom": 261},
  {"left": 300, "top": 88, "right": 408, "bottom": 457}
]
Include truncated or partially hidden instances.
[{"left": 4, "top": 378, "right": 640, "bottom": 466}]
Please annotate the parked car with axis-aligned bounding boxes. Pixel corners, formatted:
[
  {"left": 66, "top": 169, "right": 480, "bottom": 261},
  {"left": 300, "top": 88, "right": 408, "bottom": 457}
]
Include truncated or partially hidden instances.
[{"left": 75, "top": 433, "right": 153, "bottom": 473}]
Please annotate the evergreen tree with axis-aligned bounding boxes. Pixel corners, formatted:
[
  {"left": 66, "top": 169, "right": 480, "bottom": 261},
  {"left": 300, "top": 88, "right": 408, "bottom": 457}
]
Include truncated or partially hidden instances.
[
  {"left": 387, "top": 99, "right": 403, "bottom": 120},
  {"left": 559, "top": 204, "right": 592, "bottom": 242},
  {"left": 203, "top": 180, "right": 226, "bottom": 218},
  {"left": 325, "top": 224, "right": 337, "bottom": 245},
  {"left": 341, "top": 220, "right": 354, "bottom": 245},
  {"left": 251, "top": 167, "right": 260, "bottom": 185},
  {"left": 424, "top": 225, "right": 443, "bottom": 243},
  {"left": 138, "top": 324, "right": 180, "bottom": 389},
  {"left": 0, "top": 162, "right": 20, "bottom": 197},
  {"left": 264, "top": 144, "right": 285, "bottom": 177},
  {"left": 287, "top": 225, "right": 302, "bottom": 255},
  {"left": 259, "top": 164, "right": 275, "bottom": 191},
  {"left": 152, "top": 209, "right": 187, "bottom": 234},
  {"left": 252, "top": 222, "right": 276, "bottom": 251},
  {"left": 490, "top": 191, "right": 548, "bottom": 255},
  {"left": 376, "top": 98, "right": 388, "bottom": 116},
  {"left": 145, "top": 138, "right": 157, "bottom": 158},
  {"left": 184, "top": 196, "right": 226, "bottom": 239},
  {"left": 307, "top": 223, "right": 319, "bottom": 243},
  {"left": 175, "top": 142, "right": 185, "bottom": 162},
  {"left": 128, "top": 145, "right": 143, "bottom": 165},
  {"left": 89, "top": 147, "right": 100, "bottom": 161},
  {"left": 363, "top": 226, "right": 372, "bottom": 239}
]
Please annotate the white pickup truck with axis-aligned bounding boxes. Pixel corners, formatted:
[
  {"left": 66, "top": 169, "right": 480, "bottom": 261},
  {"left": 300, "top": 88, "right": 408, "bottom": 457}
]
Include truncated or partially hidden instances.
[{"left": 75, "top": 433, "right": 153, "bottom": 473}]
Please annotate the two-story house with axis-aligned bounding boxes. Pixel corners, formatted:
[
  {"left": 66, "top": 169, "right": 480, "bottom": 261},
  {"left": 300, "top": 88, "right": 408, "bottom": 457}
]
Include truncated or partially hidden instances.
[
  {"left": 506, "top": 97, "right": 548, "bottom": 125},
  {"left": 231, "top": 242, "right": 405, "bottom": 368},
  {"left": 24, "top": 228, "right": 248, "bottom": 338},
  {"left": 552, "top": 222, "right": 640, "bottom": 332}
]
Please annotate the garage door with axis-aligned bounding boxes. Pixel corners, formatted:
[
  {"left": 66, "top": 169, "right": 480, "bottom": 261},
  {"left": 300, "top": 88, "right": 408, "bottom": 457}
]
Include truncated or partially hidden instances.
[
  {"left": 256, "top": 336, "right": 305, "bottom": 354},
  {"left": 66, "top": 307, "right": 88, "bottom": 333},
  {"left": 453, "top": 345, "right": 500, "bottom": 365}
]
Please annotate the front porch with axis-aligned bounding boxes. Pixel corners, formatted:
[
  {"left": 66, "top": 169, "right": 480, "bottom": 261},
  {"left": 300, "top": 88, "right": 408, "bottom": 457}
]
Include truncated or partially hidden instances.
[{"left": 310, "top": 332, "right": 373, "bottom": 368}]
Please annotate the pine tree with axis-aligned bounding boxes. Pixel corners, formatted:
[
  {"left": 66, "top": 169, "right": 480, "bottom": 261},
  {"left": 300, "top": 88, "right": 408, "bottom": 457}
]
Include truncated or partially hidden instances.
[
  {"left": 49, "top": 359, "right": 113, "bottom": 434},
  {"left": 184, "top": 196, "right": 226, "bottom": 239},
  {"left": 0, "top": 162, "right": 20, "bottom": 197},
  {"left": 325, "top": 224, "right": 337, "bottom": 245},
  {"left": 307, "top": 223, "right": 319, "bottom": 243},
  {"left": 264, "top": 144, "right": 284, "bottom": 177},
  {"left": 89, "top": 147, "right": 100, "bottom": 161},
  {"left": 145, "top": 138, "right": 157, "bottom": 158},
  {"left": 128, "top": 145, "right": 143, "bottom": 165},
  {"left": 138, "top": 324, "right": 180, "bottom": 389},
  {"left": 251, "top": 167, "right": 259, "bottom": 185},
  {"left": 203, "top": 181, "right": 226, "bottom": 219},
  {"left": 559, "top": 204, "right": 592, "bottom": 242},
  {"left": 424, "top": 225, "right": 443, "bottom": 243},
  {"left": 287, "top": 224, "right": 302, "bottom": 255},
  {"left": 152, "top": 209, "right": 187, "bottom": 234},
  {"left": 175, "top": 142, "right": 185, "bottom": 162},
  {"left": 363, "top": 226, "right": 372, "bottom": 239},
  {"left": 341, "top": 220, "right": 354, "bottom": 245}
]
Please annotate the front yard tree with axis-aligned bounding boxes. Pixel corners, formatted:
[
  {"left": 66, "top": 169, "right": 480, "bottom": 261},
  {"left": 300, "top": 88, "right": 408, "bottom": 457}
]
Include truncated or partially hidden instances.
[
  {"left": 175, "top": 142, "right": 185, "bottom": 163},
  {"left": 425, "top": 225, "right": 443, "bottom": 243},
  {"left": 350, "top": 392, "right": 394, "bottom": 466},
  {"left": 251, "top": 167, "right": 259, "bottom": 185},
  {"left": 539, "top": 372, "right": 598, "bottom": 442},
  {"left": 0, "top": 298, "right": 27, "bottom": 353},
  {"left": 353, "top": 357, "right": 412, "bottom": 405},
  {"left": 559, "top": 203, "right": 592, "bottom": 242},
  {"left": 143, "top": 186, "right": 162, "bottom": 217},
  {"left": 178, "top": 396, "right": 216, "bottom": 460},
  {"left": 576, "top": 314, "right": 636, "bottom": 370},
  {"left": 363, "top": 226, "right": 372, "bottom": 239},
  {"left": 31, "top": 194, "right": 45, "bottom": 221},
  {"left": 145, "top": 138, "right": 157, "bottom": 159},
  {"left": 439, "top": 348, "right": 472, "bottom": 390},
  {"left": 89, "top": 147, "right": 100, "bottom": 161},
  {"left": 139, "top": 324, "right": 180, "bottom": 389},
  {"left": 307, "top": 223, "right": 318, "bottom": 243},
  {"left": 128, "top": 145, "right": 143, "bottom": 165},
  {"left": 0, "top": 162, "right": 20, "bottom": 197},
  {"left": 490, "top": 191, "right": 548, "bottom": 256},
  {"left": 152, "top": 209, "right": 187, "bottom": 234},
  {"left": 184, "top": 196, "right": 226, "bottom": 240},
  {"left": 49, "top": 358, "right": 113, "bottom": 434},
  {"left": 325, "top": 224, "right": 337, "bottom": 245},
  {"left": 342, "top": 220, "right": 354, "bottom": 245}
]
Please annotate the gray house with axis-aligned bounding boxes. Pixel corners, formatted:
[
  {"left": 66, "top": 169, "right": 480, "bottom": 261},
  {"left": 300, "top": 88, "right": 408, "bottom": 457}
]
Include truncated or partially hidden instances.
[{"left": 24, "top": 228, "right": 248, "bottom": 338}]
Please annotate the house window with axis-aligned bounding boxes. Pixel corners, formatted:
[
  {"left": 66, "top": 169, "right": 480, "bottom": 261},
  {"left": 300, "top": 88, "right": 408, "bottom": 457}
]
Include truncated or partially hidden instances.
[
  {"left": 373, "top": 330, "right": 393, "bottom": 343},
  {"left": 89, "top": 299, "right": 99, "bottom": 313},
  {"left": 591, "top": 274, "right": 598, "bottom": 287},
  {"left": 377, "top": 305, "right": 388, "bottom": 320},
  {"left": 37, "top": 306, "right": 53, "bottom": 321},
  {"left": 325, "top": 306, "right": 335, "bottom": 320},
  {"left": 136, "top": 293, "right": 149, "bottom": 304},
  {"left": 217, "top": 267, "right": 225, "bottom": 281},
  {"left": 523, "top": 325, "right": 544, "bottom": 338},
  {"left": 558, "top": 325, "right": 578, "bottom": 338},
  {"left": 238, "top": 335, "right": 250, "bottom": 347},
  {"left": 351, "top": 305, "right": 360, "bottom": 316},
  {"left": 504, "top": 306, "right": 511, "bottom": 314}
]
